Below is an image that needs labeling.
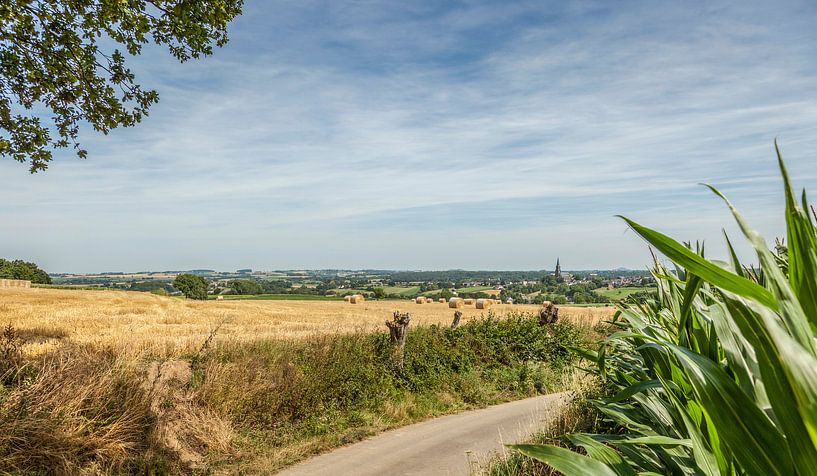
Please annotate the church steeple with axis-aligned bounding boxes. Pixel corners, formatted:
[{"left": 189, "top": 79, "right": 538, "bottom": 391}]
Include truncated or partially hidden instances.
[{"left": 555, "top": 258, "right": 562, "bottom": 278}]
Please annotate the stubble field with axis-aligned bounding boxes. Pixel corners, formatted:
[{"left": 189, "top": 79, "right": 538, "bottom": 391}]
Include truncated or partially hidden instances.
[{"left": 1, "top": 287, "right": 614, "bottom": 357}]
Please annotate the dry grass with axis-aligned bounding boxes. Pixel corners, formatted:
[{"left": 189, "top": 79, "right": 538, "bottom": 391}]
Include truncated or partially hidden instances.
[
  {"left": 0, "top": 347, "right": 159, "bottom": 473},
  {"left": 0, "top": 288, "right": 614, "bottom": 358}
]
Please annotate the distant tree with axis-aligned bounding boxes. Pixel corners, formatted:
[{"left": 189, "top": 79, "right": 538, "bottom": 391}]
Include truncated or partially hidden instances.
[
  {"left": 440, "top": 288, "right": 452, "bottom": 300},
  {"left": 128, "top": 280, "right": 171, "bottom": 292},
  {"left": 1, "top": 0, "right": 243, "bottom": 172},
  {"left": 173, "top": 273, "right": 207, "bottom": 300},
  {"left": 551, "top": 295, "right": 568, "bottom": 305},
  {"left": 373, "top": 287, "right": 386, "bottom": 299},
  {"left": 228, "top": 279, "right": 262, "bottom": 295},
  {"left": 0, "top": 258, "right": 51, "bottom": 284}
]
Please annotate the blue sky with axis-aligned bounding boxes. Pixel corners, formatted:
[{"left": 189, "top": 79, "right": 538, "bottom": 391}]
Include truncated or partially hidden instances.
[{"left": 3, "top": 0, "right": 817, "bottom": 273}]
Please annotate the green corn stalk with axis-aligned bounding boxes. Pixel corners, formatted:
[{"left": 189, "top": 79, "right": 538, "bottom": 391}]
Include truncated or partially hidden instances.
[{"left": 510, "top": 143, "right": 817, "bottom": 475}]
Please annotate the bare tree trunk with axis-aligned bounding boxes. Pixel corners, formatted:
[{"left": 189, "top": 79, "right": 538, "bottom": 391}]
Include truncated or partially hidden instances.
[
  {"left": 385, "top": 311, "right": 411, "bottom": 370},
  {"left": 450, "top": 310, "right": 462, "bottom": 330}
]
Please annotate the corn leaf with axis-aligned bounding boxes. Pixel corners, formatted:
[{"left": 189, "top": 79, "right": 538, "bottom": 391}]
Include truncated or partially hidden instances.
[{"left": 509, "top": 444, "right": 619, "bottom": 476}]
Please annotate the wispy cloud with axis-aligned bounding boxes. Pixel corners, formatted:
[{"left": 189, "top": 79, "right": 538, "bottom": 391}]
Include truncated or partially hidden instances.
[{"left": 2, "top": 0, "right": 816, "bottom": 272}]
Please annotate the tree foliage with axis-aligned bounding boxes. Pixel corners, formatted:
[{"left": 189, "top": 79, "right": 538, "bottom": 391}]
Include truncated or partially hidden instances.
[
  {"left": 172, "top": 273, "right": 207, "bottom": 300},
  {"left": 0, "top": 258, "right": 50, "bottom": 284},
  {"left": 228, "top": 278, "right": 262, "bottom": 295},
  {"left": 0, "top": 0, "right": 243, "bottom": 172}
]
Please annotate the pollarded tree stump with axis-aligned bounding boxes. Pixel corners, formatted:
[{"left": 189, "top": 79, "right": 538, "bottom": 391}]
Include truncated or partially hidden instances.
[
  {"left": 451, "top": 310, "right": 462, "bottom": 330},
  {"left": 538, "top": 303, "right": 559, "bottom": 326},
  {"left": 385, "top": 311, "right": 411, "bottom": 370}
]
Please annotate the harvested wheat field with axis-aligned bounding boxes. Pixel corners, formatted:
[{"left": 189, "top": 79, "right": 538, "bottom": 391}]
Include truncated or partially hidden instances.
[{"left": 0, "top": 287, "right": 614, "bottom": 357}]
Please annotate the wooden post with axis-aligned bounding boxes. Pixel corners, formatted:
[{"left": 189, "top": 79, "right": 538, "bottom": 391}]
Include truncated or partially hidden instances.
[
  {"left": 385, "top": 311, "right": 411, "bottom": 370},
  {"left": 451, "top": 310, "right": 462, "bottom": 330}
]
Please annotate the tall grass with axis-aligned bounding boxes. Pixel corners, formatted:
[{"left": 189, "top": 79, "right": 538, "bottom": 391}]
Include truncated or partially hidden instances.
[
  {"left": 0, "top": 311, "right": 588, "bottom": 473},
  {"left": 510, "top": 144, "right": 817, "bottom": 475}
]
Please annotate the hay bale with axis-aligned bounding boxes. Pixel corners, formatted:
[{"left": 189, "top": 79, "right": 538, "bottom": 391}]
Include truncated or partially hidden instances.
[
  {"left": 344, "top": 295, "right": 352, "bottom": 302},
  {"left": 216, "top": 295, "right": 224, "bottom": 301},
  {"left": 506, "top": 298, "right": 514, "bottom": 304},
  {"left": 448, "top": 297, "right": 464, "bottom": 309},
  {"left": 476, "top": 298, "right": 493, "bottom": 310},
  {"left": 463, "top": 298, "right": 475, "bottom": 305},
  {"left": 415, "top": 297, "right": 427, "bottom": 304},
  {"left": 439, "top": 298, "right": 446, "bottom": 303},
  {"left": 0, "top": 279, "right": 31, "bottom": 288},
  {"left": 350, "top": 294, "right": 365, "bottom": 304}
]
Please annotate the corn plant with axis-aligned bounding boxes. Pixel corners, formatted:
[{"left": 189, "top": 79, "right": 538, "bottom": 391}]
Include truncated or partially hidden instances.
[{"left": 511, "top": 144, "right": 817, "bottom": 475}]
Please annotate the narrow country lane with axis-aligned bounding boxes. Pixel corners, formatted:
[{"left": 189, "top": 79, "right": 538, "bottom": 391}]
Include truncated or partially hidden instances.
[{"left": 276, "top": 392, "right": 571, "bottom": 476}]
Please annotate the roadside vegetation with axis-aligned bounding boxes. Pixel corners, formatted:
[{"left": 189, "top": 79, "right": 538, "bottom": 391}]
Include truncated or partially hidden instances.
[
  {"left": 0, "top": 310, "right": 592, "bottom": 473},
  {"left": 499, "top": 148, "right": 817, "bottom": 475}
]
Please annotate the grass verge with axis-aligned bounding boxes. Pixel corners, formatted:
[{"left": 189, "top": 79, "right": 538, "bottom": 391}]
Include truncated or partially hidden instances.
[{"left": 0, "top": 311, "right": 591, "bottom": 473}]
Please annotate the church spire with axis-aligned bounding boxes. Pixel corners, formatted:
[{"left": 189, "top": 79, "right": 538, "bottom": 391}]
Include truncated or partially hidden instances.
[{"left": 555, "top": 258, "right": 562, "bottom": 278}]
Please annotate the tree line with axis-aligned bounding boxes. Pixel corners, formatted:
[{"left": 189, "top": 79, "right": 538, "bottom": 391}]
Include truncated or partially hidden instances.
[{"left": 0, "top": 259, "right": 51, "bottom": 284}]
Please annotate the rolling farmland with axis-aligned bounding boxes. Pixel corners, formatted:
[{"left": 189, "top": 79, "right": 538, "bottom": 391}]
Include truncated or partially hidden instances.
[{"left": 1, "top": 287, "right": 613, "bottom": 358}]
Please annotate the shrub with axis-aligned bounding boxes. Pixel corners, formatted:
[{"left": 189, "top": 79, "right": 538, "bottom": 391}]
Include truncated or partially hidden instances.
[{"left": 511, "top": 145, "right": 817, "bottom": 475}]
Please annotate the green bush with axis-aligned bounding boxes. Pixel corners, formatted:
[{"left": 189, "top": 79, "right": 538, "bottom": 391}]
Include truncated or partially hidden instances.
[
  {"left": 197, "top": 313, "right": 586, "bottom": 433},
  {"left": 511, "top": 145, "right": 817, "bottom": 475}
]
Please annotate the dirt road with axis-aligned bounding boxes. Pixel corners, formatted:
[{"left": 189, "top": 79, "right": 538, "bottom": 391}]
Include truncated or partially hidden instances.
[{"left": 276, "top": 392, "right": 571, "bottom": 476}]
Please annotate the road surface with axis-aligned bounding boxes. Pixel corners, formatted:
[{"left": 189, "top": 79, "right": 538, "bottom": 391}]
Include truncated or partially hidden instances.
[{"left": 276, "top": 392, "right": 571, "bottom": 476}]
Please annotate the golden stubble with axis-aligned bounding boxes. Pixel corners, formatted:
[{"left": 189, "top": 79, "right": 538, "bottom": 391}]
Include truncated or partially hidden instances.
[{"left": 0, "top": 288, "right": 614, "bottom": 358}]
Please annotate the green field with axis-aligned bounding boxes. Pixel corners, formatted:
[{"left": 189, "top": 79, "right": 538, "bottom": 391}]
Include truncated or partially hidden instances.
[
  {"left": 33, "top": 284, "right": 116, "bottom": 291},
  {"left": 594, "top": 286, "right": 651, "bottom": 300},
  {"left": 455, "top": 285, "right": 494, "bottom": 294},
  {"left": 329, "top": 288, "right": 368, "bottom": 295},
  {"left": 421, "top": 285, "right": 495, "bottom": 297},
  {"left": 210, "top": 294, "right": 343, "bottom": 301},
  {"left": 383, "top": 286, "right": 421, "bottom": 296}
]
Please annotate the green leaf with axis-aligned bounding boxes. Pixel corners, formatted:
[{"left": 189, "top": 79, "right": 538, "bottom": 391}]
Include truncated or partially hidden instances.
[
  {"left": 723, "top": 231, "right": 745, "bottom": 278},
  {"left": 608, "top": 380, "right": 662, "bottom": 403},
  {"left": 662, "top": 378, "right": 720, "bottom": 476},
  {"left": 704, "top": 184, "right": 815, "bottom": 353},
  {"left": 567, "top": 434, "right": 637, "bottom": 476},
  {"left": 509, "top": 444, "right": 619, "bottom": 476},
  {"left": 617, "top": 216, "right": 776, "bottom": 309},
  {"left": 776, "top": 143, "right": 817, "bottom": 329},
  {"left": 668, "top": 345, "right": 793, "bottom": 475},
  {"left": 615, "top": 435, "right": 692, "bottom": 447}
]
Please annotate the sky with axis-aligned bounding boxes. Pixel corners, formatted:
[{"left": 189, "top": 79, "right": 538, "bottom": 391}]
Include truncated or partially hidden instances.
[{"left": 2, "top": 0, "right": 817, "bottom": 273}]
